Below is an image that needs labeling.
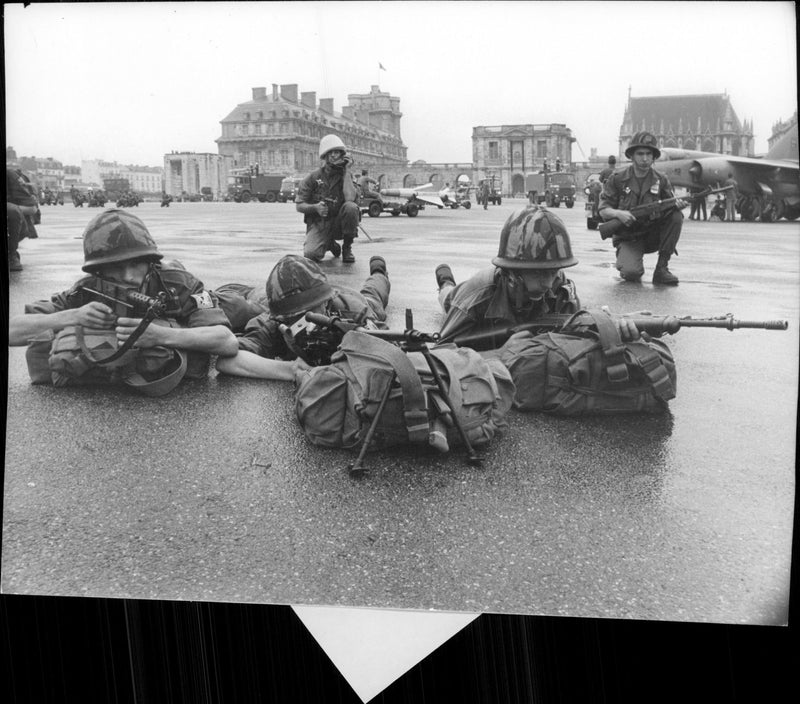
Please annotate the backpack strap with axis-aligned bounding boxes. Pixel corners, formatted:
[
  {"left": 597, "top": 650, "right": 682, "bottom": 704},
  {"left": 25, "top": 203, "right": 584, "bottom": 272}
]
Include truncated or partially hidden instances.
[
  {"left": 624, "top": 341, "right": 676, "bottom": 401},
  {"left": 339, "top": 331, "right": 429, "bottom": 443},
  {"left": 564, "top": 309, "right": 630, "bottom": 383}
]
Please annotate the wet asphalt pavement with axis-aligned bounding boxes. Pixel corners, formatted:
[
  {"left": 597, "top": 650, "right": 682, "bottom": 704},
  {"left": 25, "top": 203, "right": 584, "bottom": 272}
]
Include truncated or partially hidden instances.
[{"left": 3, "top": 198, "right": 797, "bottom": 625}]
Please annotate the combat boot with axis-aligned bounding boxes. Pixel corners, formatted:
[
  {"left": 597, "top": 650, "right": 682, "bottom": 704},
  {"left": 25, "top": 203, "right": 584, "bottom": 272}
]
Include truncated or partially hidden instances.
[
  {"left": 652, "top": 254, "right": 679, "bottom": 285},
  {"left": 342, "top": 240, "right": 355, "bottom": 263},
  {"left": 369, "top": 256, "right": 387, "bottom": 276},
  {"left": 329, "top": 240, "right": 341, "bottom": 258},
  {"left": 9, "top": 252, "right": 23, "bottom": 272},
  {"left": 435, "top": 263, "right": 455, "bottom": 289}
]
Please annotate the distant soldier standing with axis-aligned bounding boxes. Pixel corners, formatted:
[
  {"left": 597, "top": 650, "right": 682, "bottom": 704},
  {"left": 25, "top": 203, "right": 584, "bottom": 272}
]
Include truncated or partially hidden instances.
[
  {"left": 480, "top": 179, "right": 490, "bottom": 210},
  {"left": 723, "top": 172, "right": 739, "bottom": 222},
  {"left": 599, "top": 155, "right": 617, "bottom": 184},
  {"left": 599, "top": 131, "right": 684, "bottom": 286},
  {"left": 295, "top": 134, "right": 359, "bottom": 263}
]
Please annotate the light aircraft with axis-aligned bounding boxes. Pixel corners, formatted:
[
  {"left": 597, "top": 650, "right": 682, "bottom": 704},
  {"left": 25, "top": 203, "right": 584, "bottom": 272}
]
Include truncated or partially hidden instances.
[
  {"left": 656, "top": 122, "right": 799, "bottom": 222},
  {"left": 380, "top": 183, "right": 445, "bottom": 209}
]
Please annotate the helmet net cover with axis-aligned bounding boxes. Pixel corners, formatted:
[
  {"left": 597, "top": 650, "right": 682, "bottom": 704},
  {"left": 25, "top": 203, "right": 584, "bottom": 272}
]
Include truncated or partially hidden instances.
[
  {"left": 266, "top": 255, "right": 334, "bottom": 318},
  {"left": 82, "top": 209, "right": 163, "bottom": 272},
  {"left": 492, "top": 206, "right": 578, "bottom": 270}
]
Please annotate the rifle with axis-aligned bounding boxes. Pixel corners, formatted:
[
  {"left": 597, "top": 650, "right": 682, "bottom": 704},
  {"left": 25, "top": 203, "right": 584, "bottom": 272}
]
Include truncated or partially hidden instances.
[
  {"left": 599, "top": 185, "right": 734, "bottom": 240},
  {"left": 76, "top": 281, "right": 175, "bottom": 365},
  {"left": 278, "top": 307, "right": 380, "bottom": 367},
  {"left": 452, "top": 312, "right": 789, "bottom": 351},
  {"left": 302, "top": 310, "right": 480, "bottom": 476}
]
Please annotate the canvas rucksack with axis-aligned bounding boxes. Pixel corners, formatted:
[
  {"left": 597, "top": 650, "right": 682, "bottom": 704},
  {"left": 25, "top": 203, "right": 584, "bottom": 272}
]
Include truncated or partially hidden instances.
[
  {"left": 294, "top": 330, "right": 515, "bottom": 453},
  {"left": 25, "top": 324, "right": 188, "bottom": 397},
  {"left": 498, "top": 309, "right": 676, "bottom": 415}
]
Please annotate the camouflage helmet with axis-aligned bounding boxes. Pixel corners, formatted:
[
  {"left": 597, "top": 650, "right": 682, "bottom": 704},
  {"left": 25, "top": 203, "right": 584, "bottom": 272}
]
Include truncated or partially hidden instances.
[
  {"left": 492, "top": 206, "right": 578, "bottom": 270},
  {"left": 81, "top": 209, "right": 163, "bottom": 272},
  {"left": 625, "top": 131, "right": 661, "bottom": 159},
  {"left": 265, "top": 254, "right": 334, "bottom": 318}
]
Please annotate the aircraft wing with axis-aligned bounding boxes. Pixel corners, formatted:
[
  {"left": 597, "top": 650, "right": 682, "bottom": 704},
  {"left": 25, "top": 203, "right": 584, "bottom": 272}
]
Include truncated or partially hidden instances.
[{"left": 658, "top": 148, "right": 799, "bottom": 211}]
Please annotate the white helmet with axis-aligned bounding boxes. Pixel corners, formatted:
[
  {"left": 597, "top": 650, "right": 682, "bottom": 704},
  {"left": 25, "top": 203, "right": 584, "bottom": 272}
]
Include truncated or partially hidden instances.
[{"left": 319, "top": 134, "right": 347, "bottom": 159}]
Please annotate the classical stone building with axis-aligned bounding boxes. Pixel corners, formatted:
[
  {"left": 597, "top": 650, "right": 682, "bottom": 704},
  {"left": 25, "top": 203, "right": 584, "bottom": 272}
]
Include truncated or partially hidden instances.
[
  {"left": 163, "top": 152, "right": 232, "bottom": 199},
  {"left": 215, "top": 84, "right": 407, "bottom": 178},
  {"left": 619, "top": 91, "right": 755, "bottom": 158},
  {"left": 81, "top": 159, "right": 165, "bottom": 195},
  {"left": 472, "top": 124, "right": 576, "bottom": 196}
]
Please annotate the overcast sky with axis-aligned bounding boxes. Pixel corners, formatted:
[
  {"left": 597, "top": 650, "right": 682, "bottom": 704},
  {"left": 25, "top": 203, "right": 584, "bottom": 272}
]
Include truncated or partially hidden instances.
[{"left": 4, "top": 1, "right": 797, "bottom": 168}]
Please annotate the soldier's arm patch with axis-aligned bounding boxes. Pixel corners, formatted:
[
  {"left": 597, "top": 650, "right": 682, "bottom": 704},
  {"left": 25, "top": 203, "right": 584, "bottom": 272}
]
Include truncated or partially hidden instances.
[{"left": 191, "top": 291, "right": 215, "bottom": 309}]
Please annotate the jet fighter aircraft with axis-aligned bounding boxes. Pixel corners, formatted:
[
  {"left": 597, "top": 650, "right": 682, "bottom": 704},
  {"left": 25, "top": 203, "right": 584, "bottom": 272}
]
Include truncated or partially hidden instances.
[{"left": 657, "top": 122, "right": 799, "bottom": 222}]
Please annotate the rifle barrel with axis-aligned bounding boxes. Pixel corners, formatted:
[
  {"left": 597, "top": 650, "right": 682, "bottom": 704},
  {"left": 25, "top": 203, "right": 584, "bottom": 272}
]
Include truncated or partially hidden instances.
[{"left": 677, "top": 317, "right": 788, "bottom": 330}]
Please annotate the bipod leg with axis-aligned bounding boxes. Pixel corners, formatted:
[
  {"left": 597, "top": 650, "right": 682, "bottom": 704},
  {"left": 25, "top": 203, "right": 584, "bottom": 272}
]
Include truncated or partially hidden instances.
[
  {"left": 358, "top": 222, "right": 374, "bottom": 241},
  {"left": 418, "top": 346, "right": 482, "bottom": 467},
  {"left": 348, "top": 370, "right": 396, "bottom": 478}
]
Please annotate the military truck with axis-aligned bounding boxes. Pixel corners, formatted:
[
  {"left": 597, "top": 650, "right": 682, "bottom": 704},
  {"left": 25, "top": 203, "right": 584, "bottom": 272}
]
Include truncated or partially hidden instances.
[
  {"left": 230, "top": 172, "right": 284, "bottom": 202},
  {"left": 525, "top": 171, "right": 577, "bottom": 208}
]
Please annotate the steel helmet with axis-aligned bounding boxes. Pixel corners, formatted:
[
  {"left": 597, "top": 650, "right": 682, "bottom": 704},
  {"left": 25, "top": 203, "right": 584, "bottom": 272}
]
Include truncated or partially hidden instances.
[
  {"left": 319, "top": 134, "right": 347, "bottom": 160},
  {"left": 81, "top": 209, "right": 163, "bottom": 272},
  {"left": 625, "top": 131, "right": 661, "bottom": 159},
  {"left": 492, "top": 206, "right": 578, "bottom": 270},
  {"left": 265, "top": 254, "right": 334, "bottom": 318}
]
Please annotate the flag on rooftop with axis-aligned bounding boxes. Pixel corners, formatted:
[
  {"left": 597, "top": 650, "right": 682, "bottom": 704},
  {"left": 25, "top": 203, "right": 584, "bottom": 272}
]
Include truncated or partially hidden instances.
[{"left": 379, "top": 62, "right": 386, "bottom": 71}]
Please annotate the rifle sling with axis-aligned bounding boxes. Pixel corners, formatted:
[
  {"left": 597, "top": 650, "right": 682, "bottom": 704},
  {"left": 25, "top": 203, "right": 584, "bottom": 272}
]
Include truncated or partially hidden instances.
[{"left": 84, "top": 312, "right": 156, "bottom": 366}]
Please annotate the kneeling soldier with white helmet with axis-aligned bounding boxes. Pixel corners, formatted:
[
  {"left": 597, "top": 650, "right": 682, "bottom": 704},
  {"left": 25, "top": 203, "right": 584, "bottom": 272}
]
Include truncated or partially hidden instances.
[
  {"left": 295, "top": 134, "right": 360, "bottom": 263},
  {"left": 9, "top": 209, "right": 238, "bottom": 393},
  {"left": 215, "top": 253, "right": 391, "bottom": 380}
]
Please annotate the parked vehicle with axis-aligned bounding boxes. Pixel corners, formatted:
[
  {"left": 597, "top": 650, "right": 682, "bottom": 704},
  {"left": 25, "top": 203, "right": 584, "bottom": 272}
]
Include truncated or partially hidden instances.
[
  {"left": 525, "top": 171, "right": 576, "bottom": 208},
  {"left": 231, "top": 171, "right": 284, "bottom": 202},
  {"left": 358, "top": 192, "right": 421, "bottom": 217},
  {"left": 278, "top": 177, "right": 302, "bottom": 203}
]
